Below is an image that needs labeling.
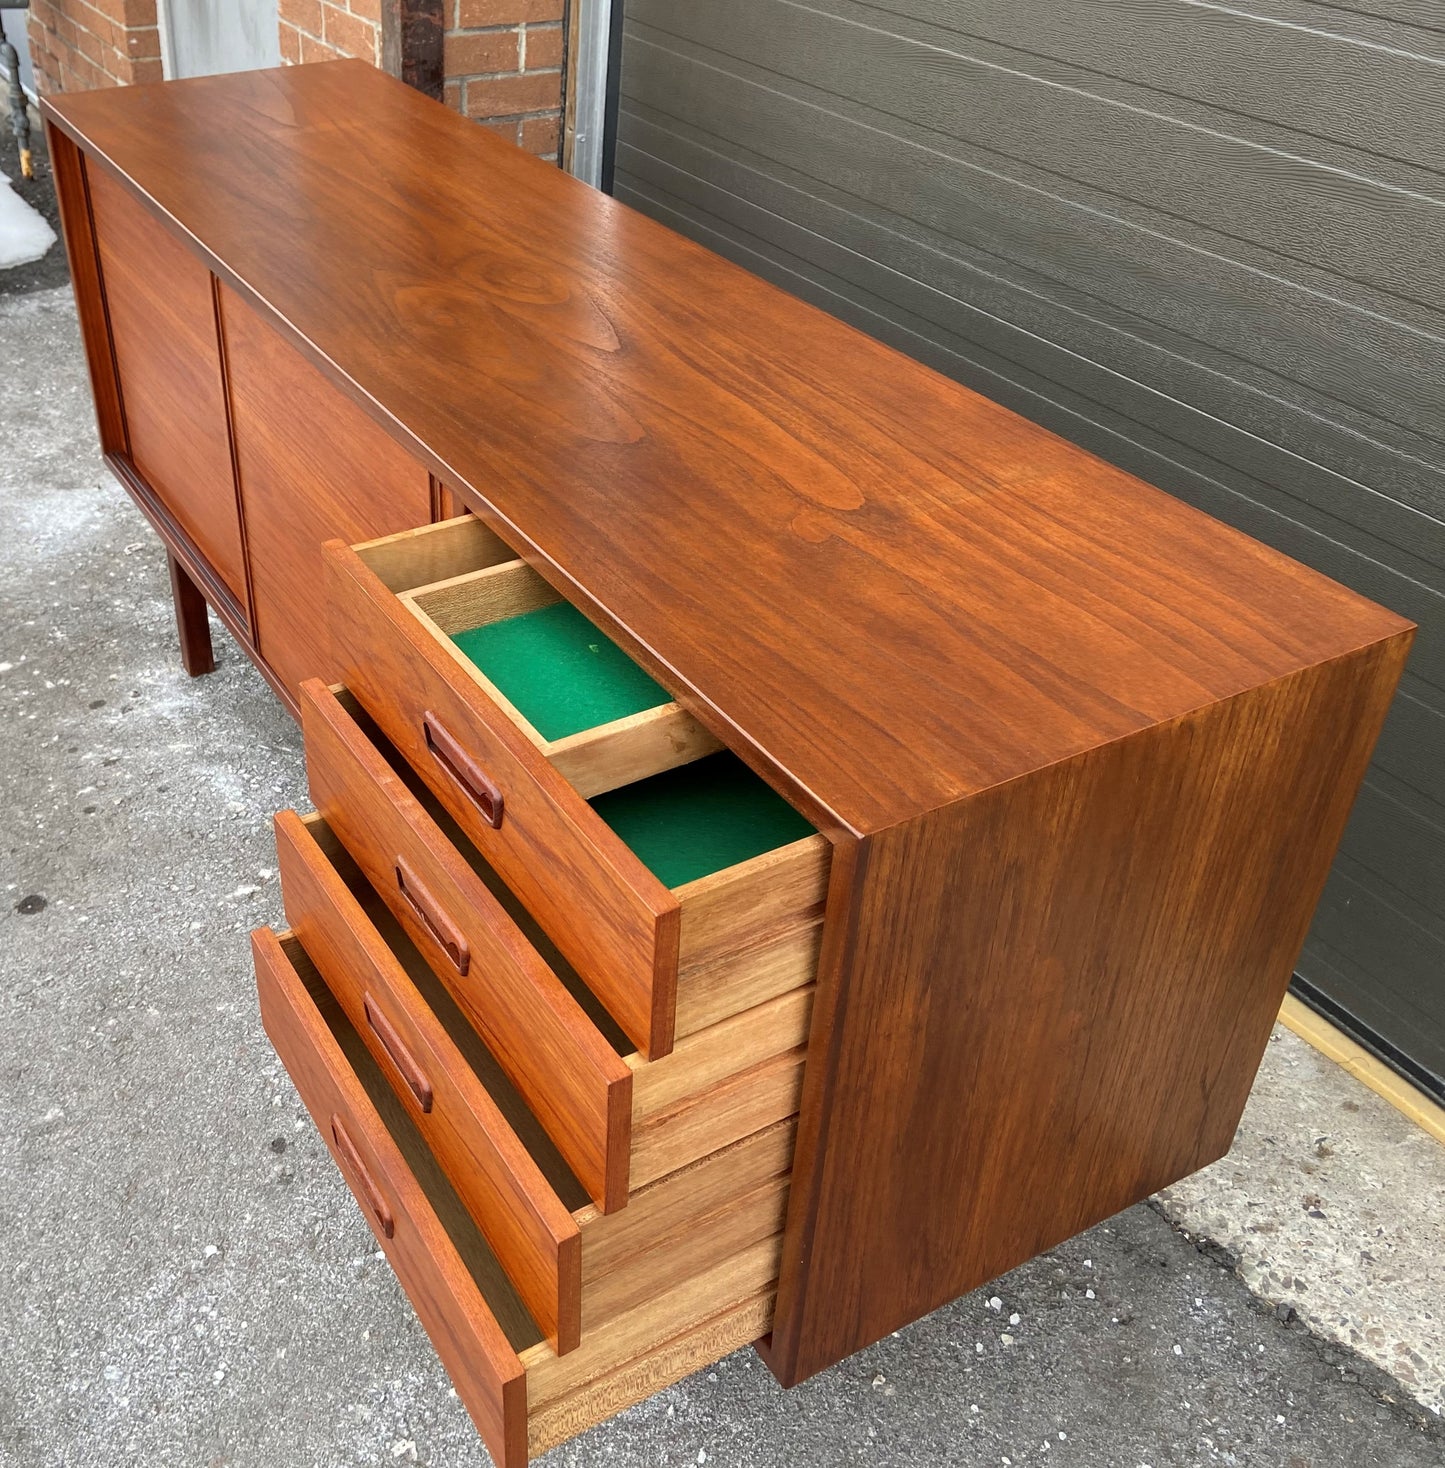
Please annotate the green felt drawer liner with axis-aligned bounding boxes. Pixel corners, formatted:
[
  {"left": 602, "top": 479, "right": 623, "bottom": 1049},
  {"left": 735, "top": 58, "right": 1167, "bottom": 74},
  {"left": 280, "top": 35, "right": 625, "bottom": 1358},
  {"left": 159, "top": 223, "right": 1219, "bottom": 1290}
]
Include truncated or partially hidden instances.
[
  {"left": 451, "top": 601, "right": 670, "bottom": 742},
  {"left": 590, "top": 752, "right": 817, "bottom": 890}
]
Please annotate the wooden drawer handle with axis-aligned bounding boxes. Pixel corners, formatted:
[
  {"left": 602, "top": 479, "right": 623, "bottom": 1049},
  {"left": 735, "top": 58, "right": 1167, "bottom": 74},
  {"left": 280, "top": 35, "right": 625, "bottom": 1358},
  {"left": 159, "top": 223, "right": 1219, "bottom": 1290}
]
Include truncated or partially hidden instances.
[
  {"left": 329, "top": 1113, "right": 395, "bottom": 1240},
  {"left": 423, "top": 712, "right": 505, "bottom": 830},
  {"left": 395, "top": 856, "right": 471, "bottom": 977},
  {"left": 363, "top": 994, "right": 435, "bottom": 1114}
]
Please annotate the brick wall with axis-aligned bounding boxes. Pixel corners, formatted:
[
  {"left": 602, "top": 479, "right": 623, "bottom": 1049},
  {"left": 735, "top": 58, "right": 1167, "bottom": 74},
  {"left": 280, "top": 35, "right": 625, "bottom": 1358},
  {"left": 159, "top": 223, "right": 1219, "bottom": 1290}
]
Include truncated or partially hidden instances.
[
  {"left": 277, "top": 0, "right": 564, "bottom": 160},
  {"left": 28, "top": 0, "right": 162, "bottom": 96},
  {"left": 277, "top": 0, "right": 384, "bottom": 68},
  {"left": 29, "top": 0, "right": 566, "bottom": 164},
  {"left": 443, "top": 0, "right": 564, "bottom": 160}
]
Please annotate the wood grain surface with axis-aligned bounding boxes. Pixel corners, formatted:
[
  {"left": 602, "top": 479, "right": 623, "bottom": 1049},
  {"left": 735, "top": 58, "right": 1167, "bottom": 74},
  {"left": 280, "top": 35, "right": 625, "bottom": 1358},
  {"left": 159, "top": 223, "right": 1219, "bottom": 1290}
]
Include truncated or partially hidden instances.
[
  {"left": 273, "top": 809, "right": 584, "bottom": 1353},
  {"left": 763, "top": 630, "right": 1414, "bottom": 1384},
  {"left": 252, "top": 927, "right": 530, "bottom": 1468},
  {"left": 326, "top": 539, "right": 681, "bottom": 1059},
  {"left": 42, "top": 64, "right": 1412, "bottom": 837},
  {"left": 167, "top": 553, "right": 215, "bottom": 678},
  {"left": 44, "top": 125, "right": 126, "bottom": 458},
  {"left": 299, "top": 679, "right": 635, "bottom": 1213},
  {"left": 84, "top": 164, "right": 250, "bottom": 616},
  {"left": 218, "top": 283, "right": 433, "bottom": 697}
]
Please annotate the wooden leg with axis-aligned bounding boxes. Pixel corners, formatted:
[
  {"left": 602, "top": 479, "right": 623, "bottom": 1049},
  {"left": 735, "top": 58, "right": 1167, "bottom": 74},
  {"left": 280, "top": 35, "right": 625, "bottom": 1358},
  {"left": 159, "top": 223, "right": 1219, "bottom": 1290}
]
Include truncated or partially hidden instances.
[{"left": 167, "top": 552, "right": 215, "bottom": 677}]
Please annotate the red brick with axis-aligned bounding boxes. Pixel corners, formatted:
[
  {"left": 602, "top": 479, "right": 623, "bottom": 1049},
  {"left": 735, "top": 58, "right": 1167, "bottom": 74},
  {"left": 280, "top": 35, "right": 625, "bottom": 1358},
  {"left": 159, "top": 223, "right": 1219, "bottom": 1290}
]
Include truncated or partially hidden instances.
[
  {"left": 521, "top": 22, "right": 561, "bottom": 70},
  {"left": 457, "top": 0, "right": 561, "bottom": 26},
  {"left": 519, "top": 112, "right": 559, "bottom": 157},
  {"left": 443, "top": 79, "right": 463, "bottom": 112},
  {"left": 321, "top": 1, "right": 378, "bottom": 60},
  {"left": 73, "top": 20, "right": 105, "bottom": 64},
  {"left": 444, "top": 27, "right": 518, "bottom": 78},
  {"left": 463, "top": 68, "right": 559, "bottom": 118},
  {"left": 279, "top": 21, "right": 303, "bottom": 63},
  {"left": 347, "top": 0, "right": 382, "bottom": 21},
  {"left": 280, "top": 0, "right": 324, "bottom": 35},
  {"left": 79, "top": 9, "right": 118, "bottom": 51},
  {"left": 127, "top": 55, "right": 162, "bottom": 83},
  {"left": 126, "top": 25, "right": 161, "bottom": 59},
  {"left": 299, "top": 30, "right": 342, "bottom": 63},
  {"left": 66, "top": 52, "right": 103, "bottom": 88},
  {"left": 476, "top": 115, "right": 521, "bottom": 146}
]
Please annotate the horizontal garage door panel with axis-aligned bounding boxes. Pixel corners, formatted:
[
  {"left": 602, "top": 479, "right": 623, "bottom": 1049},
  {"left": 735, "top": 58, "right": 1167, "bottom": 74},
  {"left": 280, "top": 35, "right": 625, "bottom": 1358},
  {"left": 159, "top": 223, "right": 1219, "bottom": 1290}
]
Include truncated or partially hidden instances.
[
  {"left": 618, "top": 108, "right": 1445, "bottom": 575},
  {"left": 626, "top": 4, "right": 1445, "bottom": 314},
  {"left": 620, "top": 30, "right": 1445, "bottom": 505},
  {"left": 615, "top": 0, "right": 1445, "bottom": 1087},
  {"left": 831, "top": 0, "right": 1445, "bottom": 175}
]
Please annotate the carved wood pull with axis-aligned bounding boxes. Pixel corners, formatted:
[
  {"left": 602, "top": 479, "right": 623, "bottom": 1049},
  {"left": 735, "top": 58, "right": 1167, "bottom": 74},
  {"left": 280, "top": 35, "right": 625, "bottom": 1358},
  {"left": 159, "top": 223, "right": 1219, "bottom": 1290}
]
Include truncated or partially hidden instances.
[
  {"left": 423, "top": 712, "right": 504, "bottom": 829},
  {"left": 394, "top": 856, "right": 471, "bottom": 977},
  {"left": 363, "top": 995, "right": 434, "bottom": 1114},
  {"left": 329, "top": 1113, "right": 395, "bottom": 1240}
]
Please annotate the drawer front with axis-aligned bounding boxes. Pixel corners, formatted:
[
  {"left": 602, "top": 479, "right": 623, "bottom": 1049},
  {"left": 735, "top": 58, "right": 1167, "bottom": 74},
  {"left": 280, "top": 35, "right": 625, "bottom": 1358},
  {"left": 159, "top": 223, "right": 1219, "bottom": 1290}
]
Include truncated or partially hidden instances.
[
  {"left": 272, "top": 809, "right": 583, "bottom": 1353},
  {"left": 252, "top": 927, "right": 529, "bottom": 1468},
  {"left": 324, "top": 539, "right": 680, "bottom": 1059},
  {"left": 299, "top": 679, "right": 634, "bottom": 1212}
]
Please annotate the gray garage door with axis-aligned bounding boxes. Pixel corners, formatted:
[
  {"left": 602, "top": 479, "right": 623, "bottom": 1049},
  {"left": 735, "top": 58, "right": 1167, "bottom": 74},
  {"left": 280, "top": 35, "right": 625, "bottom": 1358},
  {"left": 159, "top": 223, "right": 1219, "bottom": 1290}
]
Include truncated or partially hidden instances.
[{"left": 610, "top": 0, "right": 1445, "bottom": 1096}]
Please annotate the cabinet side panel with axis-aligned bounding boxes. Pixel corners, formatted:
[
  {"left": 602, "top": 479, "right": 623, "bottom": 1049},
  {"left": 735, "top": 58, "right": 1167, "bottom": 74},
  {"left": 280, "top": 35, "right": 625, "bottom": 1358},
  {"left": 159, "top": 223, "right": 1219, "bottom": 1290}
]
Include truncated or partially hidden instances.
[
  {"left": 86, "top": 165, "right": 250, "bottom": 616},
  {"left": 219, "top": 285, "right": 433, "bottom": 700},
  {"left": 764, "top": 630, "right": 1412, "bottom": 1385},
  {"left": 45, "top": 126, "right": 126, "bottom": 456}
]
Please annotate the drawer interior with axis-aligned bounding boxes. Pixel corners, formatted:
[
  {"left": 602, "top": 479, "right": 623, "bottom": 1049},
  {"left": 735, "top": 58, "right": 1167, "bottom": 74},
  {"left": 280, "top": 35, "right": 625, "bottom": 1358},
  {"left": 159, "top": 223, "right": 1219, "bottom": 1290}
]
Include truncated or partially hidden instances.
[
  {"left": 590, "top": 751, "right": 817, "bottom": 889},
  {"left": 306, "top": 815, "right": 595, "bottom": 1210},
  {"left": 337, "top": 683, "right": 828, "bottom": 1051},
  {"left": 355, "top": 516, "right": 722, "bottom": 798},
  {"left": 294, "top": 933, "right": 546, "bottom": 1357},
  {"left": 299, "top": 820, "right": 799, "bottom": 1331},
  {"left": 453, "top": 592, "right": 671, "bottom": 742},
  {"left": 351, "top": 518, "right": 831, "bottom": 953}
]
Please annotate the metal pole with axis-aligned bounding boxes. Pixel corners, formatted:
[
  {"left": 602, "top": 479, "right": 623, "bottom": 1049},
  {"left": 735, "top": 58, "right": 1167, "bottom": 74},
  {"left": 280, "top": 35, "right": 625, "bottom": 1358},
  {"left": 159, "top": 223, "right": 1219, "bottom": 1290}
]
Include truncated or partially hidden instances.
[
  {"left": 0, "top": 2, "right": 30, "bottom": 181},
  {"left": 569, "top": 0, "right": 612, "bottom": 188}
]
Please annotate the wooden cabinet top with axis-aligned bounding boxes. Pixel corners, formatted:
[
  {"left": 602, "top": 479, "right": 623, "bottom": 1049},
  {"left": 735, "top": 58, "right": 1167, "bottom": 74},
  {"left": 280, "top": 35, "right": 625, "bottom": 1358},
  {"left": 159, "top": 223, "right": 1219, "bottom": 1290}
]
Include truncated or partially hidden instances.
[{"left": 47, "top": 62, "right": 1410, "bottom": 836}]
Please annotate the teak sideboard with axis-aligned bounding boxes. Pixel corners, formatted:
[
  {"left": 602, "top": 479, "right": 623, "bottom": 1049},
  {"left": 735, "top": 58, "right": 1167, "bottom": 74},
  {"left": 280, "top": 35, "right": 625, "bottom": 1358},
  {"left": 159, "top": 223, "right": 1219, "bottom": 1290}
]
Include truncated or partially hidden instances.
[{"left": 44, "top": 61, "right": 1413, "bottom": 1465}]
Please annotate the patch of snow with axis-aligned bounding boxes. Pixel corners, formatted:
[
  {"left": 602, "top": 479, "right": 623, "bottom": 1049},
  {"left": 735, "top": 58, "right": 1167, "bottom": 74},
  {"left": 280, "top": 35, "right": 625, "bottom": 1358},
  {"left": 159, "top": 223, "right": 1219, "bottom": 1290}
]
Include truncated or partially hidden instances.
[{"left": 0, "top": 168, "right": 55, "bottom": 270}]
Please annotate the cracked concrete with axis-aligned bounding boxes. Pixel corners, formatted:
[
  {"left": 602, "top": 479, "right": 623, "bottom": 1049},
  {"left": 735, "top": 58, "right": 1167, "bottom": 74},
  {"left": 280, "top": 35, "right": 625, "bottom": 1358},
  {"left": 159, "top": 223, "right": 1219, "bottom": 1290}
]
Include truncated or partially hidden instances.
[
  {"left": 1158, "top": 1027, "right": 1445, "bottom": 1416},
  {"left": 3, "top": 282, "right": 1442, "bottom": 1468}
]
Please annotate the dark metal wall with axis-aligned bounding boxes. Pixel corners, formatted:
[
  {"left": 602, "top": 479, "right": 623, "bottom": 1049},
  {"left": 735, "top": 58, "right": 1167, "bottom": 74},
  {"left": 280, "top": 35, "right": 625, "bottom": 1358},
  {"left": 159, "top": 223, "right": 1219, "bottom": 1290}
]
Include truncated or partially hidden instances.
[{"left": 610, "top": 0, "right": 1445, "bottom": 1092}]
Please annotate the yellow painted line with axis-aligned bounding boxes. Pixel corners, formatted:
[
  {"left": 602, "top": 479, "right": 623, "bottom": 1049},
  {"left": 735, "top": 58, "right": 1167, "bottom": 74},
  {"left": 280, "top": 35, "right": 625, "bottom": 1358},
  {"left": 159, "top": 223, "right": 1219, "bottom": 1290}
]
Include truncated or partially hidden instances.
[{"left": 1279, "top": 994, "right": 1445, "bottom": 1148}]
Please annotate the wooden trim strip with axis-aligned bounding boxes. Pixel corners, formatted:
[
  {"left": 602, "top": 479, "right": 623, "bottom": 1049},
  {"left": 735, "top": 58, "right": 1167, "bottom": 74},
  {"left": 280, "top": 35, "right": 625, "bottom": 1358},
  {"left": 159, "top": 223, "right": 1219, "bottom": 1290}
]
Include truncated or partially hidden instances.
[
  {"left": 105, "top": 453, "right": 255, "bottom": 644},
  {"left": 44, "top": 125, "right": 127, "bottom": 457}
]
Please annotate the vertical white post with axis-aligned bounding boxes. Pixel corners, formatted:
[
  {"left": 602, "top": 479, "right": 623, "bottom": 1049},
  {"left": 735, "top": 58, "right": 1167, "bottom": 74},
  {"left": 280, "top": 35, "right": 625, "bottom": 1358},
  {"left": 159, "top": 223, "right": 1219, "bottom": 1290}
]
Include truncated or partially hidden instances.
[{"left": 155, "top": 0, "right": 178, "bottom": 79}]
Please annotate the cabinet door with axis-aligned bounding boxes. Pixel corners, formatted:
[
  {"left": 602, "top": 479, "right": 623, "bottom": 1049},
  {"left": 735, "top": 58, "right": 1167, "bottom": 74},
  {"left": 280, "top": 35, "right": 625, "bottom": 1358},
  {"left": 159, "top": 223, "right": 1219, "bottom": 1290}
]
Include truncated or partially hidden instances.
[
  {"left": 89, "top": 167, "right": 249, "bottom": 621},
  {"left": 219, "top": 284, "right": 434, "bottom": 699}
]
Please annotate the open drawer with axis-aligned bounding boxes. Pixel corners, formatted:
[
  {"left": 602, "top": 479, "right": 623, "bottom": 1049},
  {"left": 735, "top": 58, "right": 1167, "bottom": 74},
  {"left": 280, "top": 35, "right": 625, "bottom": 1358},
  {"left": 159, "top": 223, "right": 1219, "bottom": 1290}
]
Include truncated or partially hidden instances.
[
  {"left": 298, "top": 680, "right": 817, "bottom": 1215},
  {"left": 323, "top": 516, "right": 830, "bottom": 1059},
  {"left": 255, "top": 927, "right": 786, "bottom": 1466},
  {"left": 273, "top": 805, "right": 801, "bottom": 1354}
]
